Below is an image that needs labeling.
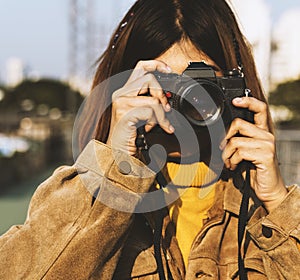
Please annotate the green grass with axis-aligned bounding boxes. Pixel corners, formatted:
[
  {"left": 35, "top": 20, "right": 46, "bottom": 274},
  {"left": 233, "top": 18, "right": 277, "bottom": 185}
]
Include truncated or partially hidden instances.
[{"left": 0, "top": 167, "right": 56, "bottom": 235}]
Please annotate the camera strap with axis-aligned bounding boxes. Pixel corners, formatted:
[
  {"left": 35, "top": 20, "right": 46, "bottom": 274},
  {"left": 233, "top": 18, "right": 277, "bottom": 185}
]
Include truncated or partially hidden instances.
[
  {"left": 232, "top": 30, "right": 252, "bottom": 279},
  {"left": 136, "top": 125, "right": 168, "bottom": 280},
  {"left": 237, "top": 164, "right": 251, "bottom": 280},
  {"left": 136, "top": 126, "right": 251, "bottom": 280},
  {"left": 232, "top": 30, "right": 244, "bottom": 74}
]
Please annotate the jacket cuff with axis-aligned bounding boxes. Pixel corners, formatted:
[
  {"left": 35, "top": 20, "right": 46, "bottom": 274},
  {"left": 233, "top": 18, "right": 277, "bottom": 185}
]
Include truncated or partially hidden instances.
[
  {"left": 74, "top": 140, "right": 157, "bottom": 212},
  {"left": 75, "top": 140, "right": 156, "bottom": 192},
  {"left": 247, "top": 185, "right": 300, "bottom": 251}
]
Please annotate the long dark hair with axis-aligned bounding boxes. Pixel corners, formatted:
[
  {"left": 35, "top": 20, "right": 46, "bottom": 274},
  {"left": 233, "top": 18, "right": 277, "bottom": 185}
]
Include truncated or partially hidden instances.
[{"left": 76, "top": 0, "right": 272, "bottom": 151}]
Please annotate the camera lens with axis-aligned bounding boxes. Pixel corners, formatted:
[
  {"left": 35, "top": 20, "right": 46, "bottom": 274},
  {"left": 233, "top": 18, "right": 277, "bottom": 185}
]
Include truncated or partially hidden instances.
[{"left": 179, "top": 80, "right": 224, "bottom": 126}]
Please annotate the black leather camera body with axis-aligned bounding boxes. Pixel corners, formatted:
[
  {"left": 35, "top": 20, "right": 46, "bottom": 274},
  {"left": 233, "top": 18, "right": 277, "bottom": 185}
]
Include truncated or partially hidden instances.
[
  {"left": 144, "top": 62, "right": 254, "bottom": 159},
  {"left": 152, "top": 61, "right": 253, "bottom": 132}
]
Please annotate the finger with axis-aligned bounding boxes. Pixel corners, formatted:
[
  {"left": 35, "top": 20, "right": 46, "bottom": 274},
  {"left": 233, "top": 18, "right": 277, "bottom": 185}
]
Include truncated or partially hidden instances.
[
  {"left": 115, "top": 96, "right": 175, "bottom": 134},
  {"left": 113, "top": 74, "right": 170, "bottom": 111},
  {"left": 222, "top": 137, "right": 256, "bottom": 166},
  {"left": 222, "top": 136, "right": 274, "bottom": 170},
  {"left": 223, "top": 118, "right": 273, "bottom": 144},
  {"left": 226, "top": 148, "right": 249, "bottom": 171},
  {"left": 145, "top": 122, "right": 157, "bottom": 133},
  {"left": 127, "top": 60, "right": 172, "bottom": 85},
  {"left": 232, "top": 96, "right": 268, "bottom": 131},
  {"left": 226, "top": 145, "right": 273, "bottom": 171}
]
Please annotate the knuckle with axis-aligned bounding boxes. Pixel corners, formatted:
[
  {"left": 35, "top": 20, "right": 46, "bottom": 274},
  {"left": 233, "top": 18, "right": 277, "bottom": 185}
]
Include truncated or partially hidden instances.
[
  {"left": 263, "top": 133, "right": 276, "bottom": 153},
  {"left": 229, "top": 156, "right": 238, "bottom": 166},
  {"left": 233, "top": 118, "right": 243, "bottom": 127},
  {"left": 266, "top": 139, "right": 275, "bottom": 154},
  {"left": 230, "top": 118, "right": 238, "bottom": 129},
  {"left": 267, "top": 132, "right": 275, "bottom": 143},
  {"left": 260, "top": 101, "right": 267, "bottom": 112},
  {"left": 148, "top": 97, "right": 160, "bottom": 106},
  {"left": 227, "top": 137, "right": 238, "bottom": 148},
  {"left": 231, "top": 158, "right": 239, "bottom": 167},
  {"left": 136, "top": 60, "right": 157, "bottom": 70},
  {"left": 147, "top": 74, "right": 162, "bottom": 90},
  {"left": 136, "top": 60, "right": 146, "bottom": 67},
  {"left": 235, "top": 149, "right": 241, "bottom": 159},
  {"left": 222, "top": 151, "right": 228, "bottom": 162},
  {"left": 112, "top": 88, "right": 122, "bottom": 101},
  {"left": 113, "top": 97, "right": 124, "bottom": 107}
]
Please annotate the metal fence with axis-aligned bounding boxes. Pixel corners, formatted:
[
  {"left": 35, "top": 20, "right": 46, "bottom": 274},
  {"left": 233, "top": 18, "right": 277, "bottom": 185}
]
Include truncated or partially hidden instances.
[{"left": 276, "top": 130, "right": 300, "bottom": 186}]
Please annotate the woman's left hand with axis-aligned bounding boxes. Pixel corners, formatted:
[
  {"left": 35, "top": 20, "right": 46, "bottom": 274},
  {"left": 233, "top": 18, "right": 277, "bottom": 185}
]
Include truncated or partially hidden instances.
[{"left": 220, "top": 96, "right": 288, "bottom": 212}]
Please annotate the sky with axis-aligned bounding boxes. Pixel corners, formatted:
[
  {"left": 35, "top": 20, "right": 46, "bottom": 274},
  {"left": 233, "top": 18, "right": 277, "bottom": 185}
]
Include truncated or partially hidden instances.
[
  {"left": 0, "top": 0, "right": 299, "bottom": 83},
  {"left": 267, "top": 0, "right": 300, "bottom": 21}
]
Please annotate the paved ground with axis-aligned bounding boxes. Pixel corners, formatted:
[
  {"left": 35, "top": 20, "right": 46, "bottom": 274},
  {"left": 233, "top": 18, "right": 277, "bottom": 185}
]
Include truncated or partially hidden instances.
[{"left": 0, "top": 166, "right": 56, "bottom": 235}]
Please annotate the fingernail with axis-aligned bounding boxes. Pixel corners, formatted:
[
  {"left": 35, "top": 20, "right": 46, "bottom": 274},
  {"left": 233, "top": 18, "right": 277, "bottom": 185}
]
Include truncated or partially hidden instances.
[
  {"left": 169, "top": 125, "right": 175, "bottom": 133},
  {"left": 233, "top": 97, "right": 243, "bottom": 104},
  {"left": 219, "top": 139, "right": 227, "bottom": 150},
  {"left": 165, "top": 103, "right": 171, "bottom": 111},
  {"left": 165, "top": 66, "right": 172, "bottom": 73}
]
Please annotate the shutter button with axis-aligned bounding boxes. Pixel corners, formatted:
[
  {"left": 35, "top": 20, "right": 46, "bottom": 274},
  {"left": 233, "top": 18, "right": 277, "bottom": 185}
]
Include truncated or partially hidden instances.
[
  {"left": 118, "top": 161, "right": 132, "bottom": 175},
  {"left": 262, "top": 225, "right": 273, "bottom": 238}
]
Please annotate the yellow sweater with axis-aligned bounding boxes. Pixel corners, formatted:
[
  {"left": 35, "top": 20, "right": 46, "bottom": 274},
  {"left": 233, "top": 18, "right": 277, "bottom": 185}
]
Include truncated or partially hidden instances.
[{"left": 163, "top": 161, "right": 216, "bottom": 267}]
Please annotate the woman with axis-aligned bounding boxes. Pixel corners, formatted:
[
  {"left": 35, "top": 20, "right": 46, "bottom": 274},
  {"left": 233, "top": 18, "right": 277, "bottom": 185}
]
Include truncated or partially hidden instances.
[{"left": 0, "top": 0, "right": 299, "bottom": 279}]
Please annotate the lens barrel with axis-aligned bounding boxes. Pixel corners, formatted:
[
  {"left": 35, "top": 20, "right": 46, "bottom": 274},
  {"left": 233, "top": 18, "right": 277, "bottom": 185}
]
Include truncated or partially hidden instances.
[{"left": 178, "top": 79, "right": 225, "bottom": 126}]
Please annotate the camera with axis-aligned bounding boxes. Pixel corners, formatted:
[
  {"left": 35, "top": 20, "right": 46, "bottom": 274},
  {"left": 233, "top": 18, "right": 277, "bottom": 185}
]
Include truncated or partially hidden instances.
[
  {"left": 143, "top": 62, "right": 254, "bottom": 159},
  {"left": 153, "top": 62, "right": 253, "bottom": 130}
]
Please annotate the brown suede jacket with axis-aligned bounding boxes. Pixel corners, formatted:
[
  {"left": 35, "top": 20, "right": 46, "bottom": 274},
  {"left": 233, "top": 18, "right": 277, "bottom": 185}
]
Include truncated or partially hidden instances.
[{"left": 0, "top": 140, "right": 300, "bottom": 279}]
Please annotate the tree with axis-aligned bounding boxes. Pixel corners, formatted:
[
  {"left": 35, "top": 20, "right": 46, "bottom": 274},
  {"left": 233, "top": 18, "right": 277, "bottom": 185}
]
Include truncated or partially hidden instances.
[
  {"left": 269, "top": 79, "right": 300, "bottom": 128},
  {"left": 0, "top": 79, "right": 83, "bottom": 114}
]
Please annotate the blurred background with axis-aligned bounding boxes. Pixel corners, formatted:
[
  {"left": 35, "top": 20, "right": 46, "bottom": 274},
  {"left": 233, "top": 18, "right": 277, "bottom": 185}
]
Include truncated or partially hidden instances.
[{"left": 0, "top": 0, "right": 300, "bottom": 234}]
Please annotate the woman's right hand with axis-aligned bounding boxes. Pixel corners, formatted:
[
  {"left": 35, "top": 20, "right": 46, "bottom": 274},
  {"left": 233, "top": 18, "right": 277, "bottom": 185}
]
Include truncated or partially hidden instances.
[{"left": 106, "top": 60, "right": 175, "bottom": 156}]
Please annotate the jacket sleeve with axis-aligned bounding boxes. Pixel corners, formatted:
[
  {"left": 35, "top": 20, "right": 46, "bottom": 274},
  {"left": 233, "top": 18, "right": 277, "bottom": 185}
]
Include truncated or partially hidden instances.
[
  {"left": 0, "top": 140, "right": 156, "bottom": 280},
  {"left": 247, "top": 185, "right": 300, "bottom": 279}
]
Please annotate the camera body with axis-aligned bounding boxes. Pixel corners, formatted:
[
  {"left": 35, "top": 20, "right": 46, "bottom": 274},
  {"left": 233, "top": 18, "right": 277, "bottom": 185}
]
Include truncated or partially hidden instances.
[
  {"left": 144, "top": 62, "right": 254, "bottom": 159},
  {"left": 152, "top": 62, "right": 253, "bottom": 131}
]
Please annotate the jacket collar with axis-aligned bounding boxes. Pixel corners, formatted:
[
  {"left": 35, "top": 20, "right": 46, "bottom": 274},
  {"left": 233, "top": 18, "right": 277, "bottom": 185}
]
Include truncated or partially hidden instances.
[
  {"left": 223, "top": 180, "right": 243, "bottom": 216},
  {"left": 218, "top": 179, "right": 260, "bottom": 217},
  {"left": 144, "top": 179, "right": 245, "bottom": 234}
]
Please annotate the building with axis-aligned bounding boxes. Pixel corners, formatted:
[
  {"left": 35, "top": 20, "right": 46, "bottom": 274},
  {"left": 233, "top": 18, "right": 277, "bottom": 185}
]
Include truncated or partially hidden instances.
[{"left": 5, "top": 57, "right": 25, "bottom": 87}]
